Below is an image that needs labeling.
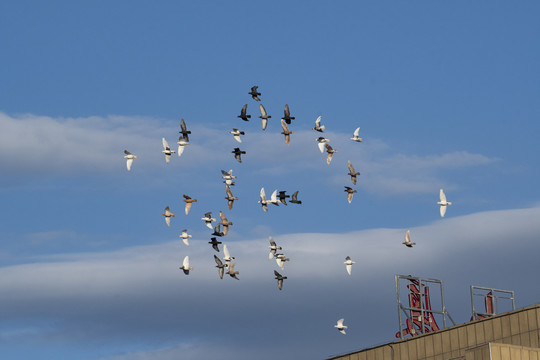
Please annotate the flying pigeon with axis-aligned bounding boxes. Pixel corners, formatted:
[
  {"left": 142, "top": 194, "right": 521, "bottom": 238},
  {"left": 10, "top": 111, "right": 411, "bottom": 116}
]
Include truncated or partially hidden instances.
[
  {"left": 124, "top": 150, "right": 138, "bottom": 171},
  {"left": 182, "top": 194, "right": 197, "bottom": 215},
  {"left": 268, "top": 236, "right": 282, "bottom": 260},
  {"left": 230, "top": 128, "right": 245, "bottom": 143},
  {"left": 350, "top": 127, "right": 362, "bottom": 142},
  {"left": 282, "top": 104, "right": 295, "bottom": 124},
  {"left": 225, "top": 185, "right": 238, "bottom": 210},
  {"left": 221, "top": 169, "right": 237, "bottom": 185},
  {"left": 214, "top": 255, "right": 226, "bottom": 279},
  {"left": 335, "top": 318, "right": 348, "bottom": 334},
  {"left": 226, "top": 262, "right": 240, "bottom": 280},
  {"left": 212, "top": 223, "right": 225, "bottom": 237},
  {"left": 325, "top": 143, "right": 337, "bottom": 164},
  {"left": 280, "top": 119, "right": 293, "bottom": 146},
  {"left": 259, "top": 104, "right": 271, "bottom": 130},
  {"left": 275, "top": 253, "right": 290, "bottom": 270},
  {"left": 317, "top": 137, "right": 330, "bottom": 153},
  {"left": 269, "top": 189, "right": 280, "bottom": 207},
  {"left": 201, "top": 212, "right": 216, "bottom": 229},
  {"left": 402, "top": 230, "right": 416, "bottom": 248},
  {"left": 258, "top": 187, "right": 269, "bottom": 212},
  {"left": 219, "top": 211, "right": 233, "bottom": 236},
  {"left": 344, "top": 256, "right": 356, "bottom": 276},
  {"left": 437, "top": 189, "right": 452, "bottom": 217},
  {"left": 277, "top": 191, "right": 289, "bottom": 206},
  {"left": 249, "top": 86, "right": 261, "bottom": 101},
  {"left": 161, "top": 138, "right": 176, "bottom": 163},
  {"left": 237, "top": 104, "right": 251, "bottom": 121},
  {"left": 176, "top": 136, "right": 190, "bottom": 157},
  {"left": 223, "top": 244, "right": 235, "bottom": 265},
  {"left": 344, "top": 186, "right": 357, "bottom": 204},
  {"left": 313, "top": 116, "right": 325, "bottom": 132},
  {"left": 347, "top": 161, "right": 360, "bottom": 185},
  {"left": 290, "top": 191, "right": 302, "bottom": 204},
  {"left": 179, "top": 255, "right": 193, "bottom": 275},
  {"left": 232, "top": 147, "right": 246, "bottom": 163},
  {"left": 179, "top": 118, "right": 191, "bottom": 141},
  {"left": 179, "top": 229, "right": 192, "bottom": 246},
  {"left": 274, "top": 270, "right": 287, "bottom": 290},
  {"left": 162, "top": 206, "right": 175, "bottom": 226},
  {"left": 209, "top": 237, "right": 222, "bottom": 252}
]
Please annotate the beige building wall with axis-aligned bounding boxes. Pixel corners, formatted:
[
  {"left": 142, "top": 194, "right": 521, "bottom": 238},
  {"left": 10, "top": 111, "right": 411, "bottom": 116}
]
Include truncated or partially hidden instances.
[{"left": 328, "top": 304, "right": 540, "bottom": 360}]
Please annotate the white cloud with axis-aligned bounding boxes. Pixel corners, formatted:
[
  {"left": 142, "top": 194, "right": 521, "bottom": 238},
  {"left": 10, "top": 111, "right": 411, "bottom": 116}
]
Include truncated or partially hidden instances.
[
  {"left": 0, "top": 205, "right": 539, "bottom": 359},
  {"left": 0, "top": 112, "right": 498, "bottom": 195}
]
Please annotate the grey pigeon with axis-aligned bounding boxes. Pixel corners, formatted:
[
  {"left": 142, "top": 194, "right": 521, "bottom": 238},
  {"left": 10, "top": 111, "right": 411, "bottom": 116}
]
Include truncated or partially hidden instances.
[
  {"left": 179, "top": 118, "right": 191, "bottom": 141},
  {"left": 214, "top": 255, "right": 225, "bottom": 279},
  {"left": 249, "top": 86, "right": 261, "bottom": 101},
  {"left": 290, "top": 191, "right": 302, "bottom": 204},
  {"left": 274, "top": 270, "right": 287, "bottom": 290},
  {"left": 232, "top": 148, "right": 246, "bottom": 163},
  {"left": 209, "top": 237, "right": 222, "bottom": 252},
  {"left": 282, "top": 104, "right": 295, "bottom": 124},
  {"left": 237, "top": 104, "right": 251, "bottom": 121}
]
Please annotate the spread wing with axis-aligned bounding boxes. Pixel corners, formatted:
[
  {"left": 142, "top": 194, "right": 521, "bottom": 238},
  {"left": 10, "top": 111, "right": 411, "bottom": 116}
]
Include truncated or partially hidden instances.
[
  {"left": 440, "top": 205, "right": 447, "bottom": 218},
  {"left": 281, "top": 119, "right": 289, "bottom": 132},
  {"left": 353, "top": 127, "right": 360, "bottom": 137},
  {"left": 440, "top": 189, "right": 447, "bottom": 202},
  {"left": 284, "top": 104, "right": 290, "bottom": 117},
  {"left": 315, "top": 116, "right": 321, "bottom": 127},
  {"left": 259, "top": 104, "right": 267, "bottom": 117},
  {"left": 182, "top": 256, "right": 190, "bottom": 268},
  {"left": 347, "top": 161, "right": 354, "bottom": 173},
  {"left": 126, "top": 158, "right": 133, "bottom": 171},
  {"left": 260, "top": 187, "right": 266, "bottom": 201},
  {"left": 162, "top": 137, "right": 169, "bottom": 150}
]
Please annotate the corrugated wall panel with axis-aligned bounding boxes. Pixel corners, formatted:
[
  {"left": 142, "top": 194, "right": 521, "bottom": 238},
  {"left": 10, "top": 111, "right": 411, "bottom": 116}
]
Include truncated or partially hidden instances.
[
  {"left": 492, "top": 343, "right": 502, "bottom": 360},
  {"left": 476, "top": 322, "right": 486, "bottom": 345},
  {"left": 441, "top": 330, "right": 452, "bottom": 355},
  {"left": 416, "top": 336, "right": 426, "bottom": 359},
  {"left": 467, "top": 323, "right": 478, "bottom": 347},
  {"left": 502, "top": 316, "right": 512, "bottom": 338},
  {"left": 500, "top": 345, "right": 511, "bottom": 360},
  {"left": 425, "top": 333, "right": 434, "bottom": 358},
  {"left": 451, "top": 327, "right": 461, "bottom": 357},
  {"left": 432, "top": 332, "right": 443, "bottom": 356}
]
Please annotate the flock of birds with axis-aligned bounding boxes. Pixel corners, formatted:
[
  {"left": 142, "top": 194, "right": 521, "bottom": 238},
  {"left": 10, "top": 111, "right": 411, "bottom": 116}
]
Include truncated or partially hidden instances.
[{"left": 123, "top": 85, "right": 453, "bottom": 335}]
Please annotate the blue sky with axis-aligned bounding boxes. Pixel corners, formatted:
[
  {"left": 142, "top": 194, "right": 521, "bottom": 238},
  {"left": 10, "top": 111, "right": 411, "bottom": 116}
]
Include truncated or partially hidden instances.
[{"left": 1, "top": 1, "right": 540, "bottom": 359}]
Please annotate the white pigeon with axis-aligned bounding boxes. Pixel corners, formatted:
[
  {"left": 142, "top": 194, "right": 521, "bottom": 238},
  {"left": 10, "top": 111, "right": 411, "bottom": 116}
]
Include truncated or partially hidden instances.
[
  {"left": 275, "top": 253, "right": 290, "bottom": 270},
  {"left": 402, "top": 230, "right": 416, "bottom": 248},
  {"left": 350, "top": 127, "right": 363, "bottom": 142},
  {"left": 316, "top": 137, "right": 330, "bottom": 153},
  {"left": 268, "top": 236, "right": 282, "bottom": 260},
  {"left": 437, "top": 189, "right": 452, "bottom": 217},
  {"left": 201, "top": 212, "right": 216, "bottom": 229},
  {"left": 344, "top": 256, "right": 356, "bottom": 275},
  {"left": 269, "top": 189, "right": 280, "bottom": 206},
  {"left": 176, "top": 136, "right": 190, "bottom": 156},
  {"left": 221, "top": 169, "right": 236, "bottom": 185},
  {"left": 179, "top": 255, "right": 193, "bottom": 275},
  {"left": 229, "top": 128, "right": 245, "bottom": 143},
  {"left": 123, "top": 150, "right": 138, "bottom": 171},
  {"left": 162, "top": 206, "right": 175, "bottom": 227},
  {"left": 179, "top": 229, "right": 192, "bottom": 246},
  {"left": 223, "top": 244, "right": 235, "bottom": 266},
  {"left": 313, "top": 116, "right": 325, "bottom": 132},
  {"left": 161, "top": 138, "right": 176, "bottom": 163},
  {"left": 335, "top": 318, "right": 348, "bottom": 334},
  {"left": 258, "top": 187, "right": 269, "bottom": 212},
  {"left": 259, "top": 104, "right": 271, "bottom": 130}
]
